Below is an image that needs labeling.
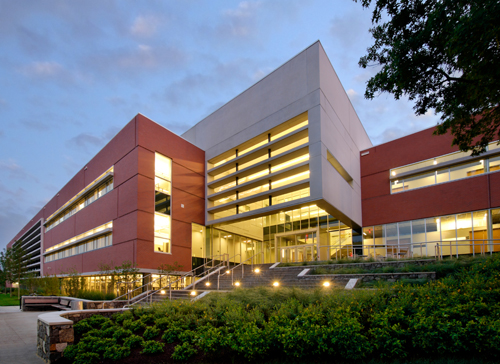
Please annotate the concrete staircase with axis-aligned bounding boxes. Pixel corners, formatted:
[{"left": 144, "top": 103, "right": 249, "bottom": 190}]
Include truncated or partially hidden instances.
[{"left": 199, "top": 263, "right": 348, "bottom": 290}]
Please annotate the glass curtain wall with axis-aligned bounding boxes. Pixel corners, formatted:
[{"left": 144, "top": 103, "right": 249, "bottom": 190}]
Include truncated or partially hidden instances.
[{"left": 363, "top": 208, "right": 500, "bottom": 258}]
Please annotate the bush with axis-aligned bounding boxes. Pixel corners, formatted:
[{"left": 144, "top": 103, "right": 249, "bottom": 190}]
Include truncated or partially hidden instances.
[
  {"left": 103, "top": 345, "right": 130, "bottom": 360},
  {"left": 141, "top": 340, "right": 164, "bottom": 355},
  {"left": 75, "top": 289, "right": 116, "bottom": 300},
  {"left": 143, "top": 325, "right": 160, "bottom": 340},
  {"left": 113, "top": 327, "right": 133, "bottom": 342},
  {"left": 172, "top": 342, "right": 198, "bottom": 361},
  {"left": 123, "top": 334, "right": 144, "bottom": 348}
]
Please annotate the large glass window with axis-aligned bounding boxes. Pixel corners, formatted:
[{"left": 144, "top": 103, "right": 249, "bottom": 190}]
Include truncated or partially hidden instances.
[{"left": 155, "top": 153, "right": 172, "bottom": 254}]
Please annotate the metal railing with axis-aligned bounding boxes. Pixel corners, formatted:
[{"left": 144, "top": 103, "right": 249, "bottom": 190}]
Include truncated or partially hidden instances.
[
  {"left": 222, "top": 252, "right": 264, "bottom": 287},
  {"left": 115, "top": 274, "right": 152, "bottom": 301},
  {"left": 128, "top": 257, "right": 228, "bottom": 307},
  {"left": 279, "top": 239, "right": 500, "bottom": 263},
  {"left": 115, "top": 254, "right": 229, "bottom": 306}
]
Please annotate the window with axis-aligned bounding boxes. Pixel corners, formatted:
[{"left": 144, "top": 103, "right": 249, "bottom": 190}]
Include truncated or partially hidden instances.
[{"left": 155, "top": 153, "right": 172, "bottom": 254}]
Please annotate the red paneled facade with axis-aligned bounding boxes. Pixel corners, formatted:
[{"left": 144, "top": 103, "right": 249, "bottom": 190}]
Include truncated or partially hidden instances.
[
  {"left": 7, "top": 114, "right": 205, "bottom": 277},
  {"left": 361, "top": 126, "right": 500, "bottom": 226}
]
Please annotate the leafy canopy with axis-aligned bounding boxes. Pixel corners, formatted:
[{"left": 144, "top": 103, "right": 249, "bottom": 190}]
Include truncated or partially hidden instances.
[{"left": 357, "top": 0, "right": 500, "bottom": 155}]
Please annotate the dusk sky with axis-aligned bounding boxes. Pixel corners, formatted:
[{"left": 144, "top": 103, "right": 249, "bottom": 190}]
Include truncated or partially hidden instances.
[{"left": 0, "top": 0, "right": 440, "bottom": 250}]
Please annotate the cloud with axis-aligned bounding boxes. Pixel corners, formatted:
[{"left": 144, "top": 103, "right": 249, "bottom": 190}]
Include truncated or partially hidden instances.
[
  {"left": 163, "top": 57, "right": 256, "bottom": 109},
  {"left": 66, "top": 126, "right": 121, "bottom": 151},
  {"left": 0, "top": 159, "right": 32, "bottom": 180},
  {"left": 252, "top": 67, "right": 273, "bottom": 82},
  {"left": 19, "top": 61, "right": 65, "bottom": 78},
  {"left": 83, "top": 44, "right": 187, "bottom": 79},
  {"left": 215, "top": 1, "right": 262, "bottom": 39},
  {"left": 130, "top": 15, "right": 162, "bottom": 37}
]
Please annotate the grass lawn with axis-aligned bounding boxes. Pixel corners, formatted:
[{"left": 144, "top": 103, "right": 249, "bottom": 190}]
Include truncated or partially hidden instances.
[{"left": 0, "top": 293, "right": 20, "bottom": 306}]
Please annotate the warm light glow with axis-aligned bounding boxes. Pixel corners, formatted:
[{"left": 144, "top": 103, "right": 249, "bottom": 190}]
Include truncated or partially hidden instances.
[
  {"left": 160, "top": 290, "right": 166, "bottom": 295},
  {"left": 391, "top": 171, "right": 396, "bottom": 176},
  {"left": 254, "top": 268, "right": 260, "bottom": 273},
  {"left": 205, "top": 282, "right": 211, "bottom": 286},
  {"left": 433, "top": 160, "right": 437, "bottom": 165},
  {"left": 273, "top": 282, "right": 279, "bottom": 287},
  {"left": 235, "top": 282, "right": 240, "bottom": 287},
  {"left": 226, "top": 270, "right": 230, "bottom": 274},
  {"left": 190, "top": 291, "right": 197, "bottom": 296},
  {"left": 323, "top": 282, "right": 330, "bottom": 287}
]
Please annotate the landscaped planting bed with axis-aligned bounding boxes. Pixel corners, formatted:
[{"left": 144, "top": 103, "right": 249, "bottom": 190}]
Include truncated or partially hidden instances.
[{"left": 61, "top": 253, "right": 500, "bottom": 364}]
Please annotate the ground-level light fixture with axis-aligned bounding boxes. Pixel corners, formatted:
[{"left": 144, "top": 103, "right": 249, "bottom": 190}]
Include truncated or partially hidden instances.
[
  {"left": 226, "top": 270, "right": 230, "bottom": 274},
  {"left": 323, "top": 282, "right": 331, "bottom": 287},
  {"left": 235, "top": 282, "right": 241, "bottom": 287},
  {"left": 254, "top": 268, "right": 260, "bottom": 273},
  {"left": 160, "top": 290, "right": 166, "bottom": 295},
  {"left": 190, "top": 291, "right": 197, "bottom": 296},
  {"left": 273, "top": 281, "right": 279, "bottom": 287},
  {"left": 205, "top": 282, "right": 211, "bottom": 287}
]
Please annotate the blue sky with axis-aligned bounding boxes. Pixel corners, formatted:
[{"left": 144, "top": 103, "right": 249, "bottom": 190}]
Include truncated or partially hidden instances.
[{"left": 0, "top": 0, "right": 440, "bottom": 250}]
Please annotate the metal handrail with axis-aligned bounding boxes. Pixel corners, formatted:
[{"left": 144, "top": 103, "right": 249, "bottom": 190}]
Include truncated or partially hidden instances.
[
  {"left": 114, "top": 273, "right": 152, "bottom": 300},
  {"left": 128, "top": 260, "right": 228, "bottom": 307},
  {"left": 118, "top": 254, "right": 229, "bottom": 305},
  {"left": 279, "top": 239, "right": 500, "bottom": 263},
  {"left": 223, "top": 251, "right": 264, "bottom": 286}
]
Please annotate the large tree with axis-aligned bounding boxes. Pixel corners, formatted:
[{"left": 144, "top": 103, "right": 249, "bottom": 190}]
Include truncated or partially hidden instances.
[{"left": 357, "top": 0, "right": 500, "bottom": 155}]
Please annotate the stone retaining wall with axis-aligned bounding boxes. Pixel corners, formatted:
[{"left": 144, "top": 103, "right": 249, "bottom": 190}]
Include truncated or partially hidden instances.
[
  {"left": 37, "top": 308, "right": 128, "bottom": 363},
  {"left": 277, "top": 259, "right": 436, "bottom": 271},
  {"left": 307, "top": 271, "right": 436, "bottom": 282}
]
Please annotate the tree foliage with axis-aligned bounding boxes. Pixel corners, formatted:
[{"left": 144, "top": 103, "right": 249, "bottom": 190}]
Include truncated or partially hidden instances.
[{"left": 357, "top": 0, "right": 500, "bottom": 155}]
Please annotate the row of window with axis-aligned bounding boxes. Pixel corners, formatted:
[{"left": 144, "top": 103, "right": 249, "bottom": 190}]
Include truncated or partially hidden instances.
[
  {"left": 210, "top": 113, "right": 309, "bottom": 169},
  {"left": 362, "top": 208, "right": 500, "bottom": 255},
  {"left": 44, "top": 234, "right": 112, "bottom": 263},
  {"left": 390, "top": 140, "right": 500, "bottom": 177},
  {"left": 213, "top": 187, "right": 311, "bottom": 220},
  {"left": 45, "top": 221, "right": 113, "bottom": 254},
  {"left": 212, "top": 153, "right": 309, "bottom": 194},
  {"left": 212, "top": 135, "right": 309, "bottom": 181},
  {"left": 391, "top": 155, "right": 500, "bottom": 193},
  {"left": 46, "top": 178, "right": 114, "bottom": 231},
  {"left": 213, "top": 171, "right": 310, "bottom": 207}
]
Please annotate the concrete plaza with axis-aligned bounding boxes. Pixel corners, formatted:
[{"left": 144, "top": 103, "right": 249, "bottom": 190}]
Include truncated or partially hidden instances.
[{"left": 0, "top": 306, "right": 47, "bottom": 364}]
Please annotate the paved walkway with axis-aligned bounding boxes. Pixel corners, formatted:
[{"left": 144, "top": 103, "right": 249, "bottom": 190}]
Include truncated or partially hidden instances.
[{"left": 0, "top": 306, "right": 50, "bottom": 364}]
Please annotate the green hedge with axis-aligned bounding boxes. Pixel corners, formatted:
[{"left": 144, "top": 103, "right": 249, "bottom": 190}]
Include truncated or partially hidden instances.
[{"left": 65, "top": 254, "right": 500, "bottom": 363}]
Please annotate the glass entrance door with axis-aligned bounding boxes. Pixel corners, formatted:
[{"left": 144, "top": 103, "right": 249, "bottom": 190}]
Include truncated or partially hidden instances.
[{"left": 276, "top": 228, "right": 319, "bottom": 263}]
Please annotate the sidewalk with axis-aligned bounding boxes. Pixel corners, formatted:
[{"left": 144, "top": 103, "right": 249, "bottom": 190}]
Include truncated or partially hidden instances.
[{"left": 0, "top": 306, "right": 50, "bottom": 364}]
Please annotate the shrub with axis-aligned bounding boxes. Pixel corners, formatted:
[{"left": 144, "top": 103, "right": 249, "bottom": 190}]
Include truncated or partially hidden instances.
[
  {"left": 113, "top": 327, "right": 133, "bottom": 342},
  {"left": 141, "top": 340, "right": 165, "bottom": 355},
  {"left": 103, "top": 345, "right": 131, "bottom": 360},
  {"left": 130, "top": 319, "right": 146, "bottom": 332},
  {"left": 143, "top": 325, "right": 161, "bottom": 340},
  {"left": 123, "top": 334, "right": 144, "bottom": 348},
  {"left": 74, "top": 320, "right": 93, "bottom": 335},
  {"left": 74, "top": 352, "right": 100, "bottom": 364},
  {"left": 172, "top": 342, "right": 198, "bottom": 361}
]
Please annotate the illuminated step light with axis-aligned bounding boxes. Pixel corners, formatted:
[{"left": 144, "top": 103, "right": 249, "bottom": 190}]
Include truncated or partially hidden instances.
[
  {"left": 273, "top": 282, "right": 279, "bottom": 287},
  {"left": 234, "top": 282, "right": 241, "bottom": 287},
  {"left": 160, "top": 290, "right": 166, "bottom": 295},
  {"left": 254, "top": 268, "right": 260, "bottom": 273},
  {"left": 205, "top": 282, "right": 211, "bottom": 287},
  {"left": 226, "top": 270, "right": 230, "bottom": 274},
  {"left": 323, "top": 282, "right": 331, "bottom": 287},
  {"left": 190, "top": 291, "right": 197, "bottom": 296}
]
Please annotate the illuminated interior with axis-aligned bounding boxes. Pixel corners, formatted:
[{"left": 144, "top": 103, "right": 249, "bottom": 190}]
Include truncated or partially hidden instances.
[{"left": 155, "top": 153, "right": 172, "bottom": 254}]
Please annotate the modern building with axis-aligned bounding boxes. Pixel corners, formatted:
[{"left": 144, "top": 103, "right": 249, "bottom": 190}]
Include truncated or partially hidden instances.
[{"left": 6, "top": 41, "right": 500, "bottom": 288}]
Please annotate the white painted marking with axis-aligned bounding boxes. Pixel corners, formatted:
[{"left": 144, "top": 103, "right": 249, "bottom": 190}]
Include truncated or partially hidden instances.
[
  {"left": 269, "top": 263, "right": 280, "bottom": 269},
  {"left": 345, "top": 279, "right": 358, "bottom": 290},
  {"left": 297, "top": 268, "right": 310, "bottom": 277}
]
